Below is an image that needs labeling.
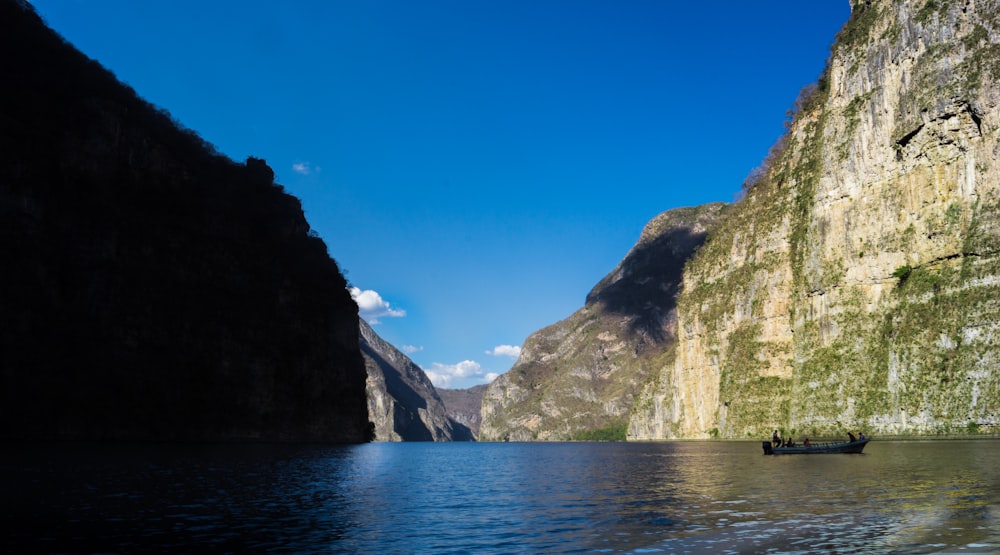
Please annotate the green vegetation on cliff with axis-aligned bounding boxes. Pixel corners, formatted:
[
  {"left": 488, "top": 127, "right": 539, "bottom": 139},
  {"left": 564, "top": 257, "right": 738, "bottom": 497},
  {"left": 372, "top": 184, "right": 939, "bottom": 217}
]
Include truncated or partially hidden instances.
[
  {"left": 632, "top": 0, "right": 1000, "bottom": 439},
  {"left": 481, "top": 0, "right": 1000, "bottom": 441},
  {"left": 571, "top": 421, "right": 628, "bottom": 441}
]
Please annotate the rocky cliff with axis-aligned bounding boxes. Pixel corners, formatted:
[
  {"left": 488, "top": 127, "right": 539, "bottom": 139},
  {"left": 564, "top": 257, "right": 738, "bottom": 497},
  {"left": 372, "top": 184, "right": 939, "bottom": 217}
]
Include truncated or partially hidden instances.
[
  {"left": 361, "top": 319, "right": 473, "bottom": 441},
  {"left": 480, "top": 204, "right": 727, "bottom": 441},
  {"left": 0, "top": 0, "right": 371, "bottom": 442},
  {"left": 437, "top": 384, "right": 488, "bottom": 438},
  {"left": 631, "top": 0, "right": 1000, "bottom": 439}
]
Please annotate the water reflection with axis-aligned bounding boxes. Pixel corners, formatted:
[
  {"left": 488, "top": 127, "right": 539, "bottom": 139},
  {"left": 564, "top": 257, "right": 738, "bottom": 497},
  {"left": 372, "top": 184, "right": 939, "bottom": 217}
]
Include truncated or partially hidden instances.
[
  {"left": 1, "top": 440, "right": 998, "bottom": 553},
  {"left": 2, "top": 443, "right": 364, "bottom": 552}
]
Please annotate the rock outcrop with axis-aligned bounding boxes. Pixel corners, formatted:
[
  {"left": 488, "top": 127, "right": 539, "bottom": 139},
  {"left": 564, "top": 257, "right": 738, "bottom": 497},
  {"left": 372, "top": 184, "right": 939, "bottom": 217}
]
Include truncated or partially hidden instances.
[
  {"left": 361, "top": 320, "right": 473, "bottom": 441},
  {"left": 631, "top": 0, "right": 1000, "bottom": 439},
  {"left": 437, "top": 384, "right": 488, "bottom": 438},
  {"left": 0, "top": 0, "right": 370, "bottom": 442},
  {"left": 480, "top": 204, "right": 727, "bottom": 441}
]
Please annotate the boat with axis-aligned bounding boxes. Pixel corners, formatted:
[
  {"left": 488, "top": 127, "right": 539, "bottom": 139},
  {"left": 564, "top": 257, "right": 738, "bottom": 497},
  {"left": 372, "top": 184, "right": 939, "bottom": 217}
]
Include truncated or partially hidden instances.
[{"left": 762, "top": 438, "right": 869, "bottom": 455}]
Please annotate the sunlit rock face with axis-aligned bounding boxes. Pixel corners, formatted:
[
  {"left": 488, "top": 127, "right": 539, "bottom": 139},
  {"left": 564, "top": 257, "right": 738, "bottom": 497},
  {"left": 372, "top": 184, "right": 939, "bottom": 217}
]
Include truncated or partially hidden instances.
[
  {"left": 631, "top": 0, "right": 1000, "bottom": 439},
  {"left": 361, "top": 320, "right": 473, "bottom": 441},
  {"left": 480, "top": 204, "right": 727, "bottom": 441},
  {"left": 0, "top": 1, "right": 370, "bottom": 442}
]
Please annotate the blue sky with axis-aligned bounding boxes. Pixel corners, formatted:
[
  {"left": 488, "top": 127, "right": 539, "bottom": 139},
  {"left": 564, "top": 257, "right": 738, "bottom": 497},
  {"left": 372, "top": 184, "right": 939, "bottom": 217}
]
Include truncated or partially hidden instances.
[{"left": 30, "top": 1, "right": 850, "bottom": 389}]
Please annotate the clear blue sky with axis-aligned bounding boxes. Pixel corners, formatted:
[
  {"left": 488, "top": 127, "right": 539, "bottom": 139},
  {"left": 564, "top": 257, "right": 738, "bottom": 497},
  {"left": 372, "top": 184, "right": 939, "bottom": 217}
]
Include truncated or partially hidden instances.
[{"left": 30, "top": 1, "right": 850, "bottom": 389}]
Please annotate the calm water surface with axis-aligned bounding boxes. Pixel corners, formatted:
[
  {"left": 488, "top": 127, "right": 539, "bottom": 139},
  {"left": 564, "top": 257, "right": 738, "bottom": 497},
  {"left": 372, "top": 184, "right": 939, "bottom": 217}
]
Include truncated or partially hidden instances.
[{"left": 2, "top": 440, "right": 999, "bottom": 553}]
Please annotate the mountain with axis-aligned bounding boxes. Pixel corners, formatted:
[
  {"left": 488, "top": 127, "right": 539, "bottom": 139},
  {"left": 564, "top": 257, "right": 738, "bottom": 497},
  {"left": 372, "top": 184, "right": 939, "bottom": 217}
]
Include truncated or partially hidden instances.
[
  {"left": 482, "top": 0, "right": 1000, "bottom": 442},
  {"left": 361, "top": 320, "right": 473, "bottom": 441},
  {"left": 631, "top": 0, "right": 1000, "bottom": 439},
  {"left": 480, "top": 204, "right": 727, "bottom": 441},
  {"left": 0, "top": 0, "right": 370, "bottom": 442},
  {"left": 437, "top": 384, "right": 488, "bottom": 438}
]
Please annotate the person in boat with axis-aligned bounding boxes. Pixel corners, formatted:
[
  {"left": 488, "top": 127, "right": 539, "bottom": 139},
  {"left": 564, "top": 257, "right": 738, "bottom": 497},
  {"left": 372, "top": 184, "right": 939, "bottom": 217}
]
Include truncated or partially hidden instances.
[
  {"left": 847, "top": 431, "right": 857, "bottom": 442},
  {"left": 803, "top": 438, "right": 811, "bottom": 446},
  {"left": 858, "top": 431, "right": 866, "bottom": 441},
  {"left": 772, "top": 430, "right": 781, "bottom": 447}
]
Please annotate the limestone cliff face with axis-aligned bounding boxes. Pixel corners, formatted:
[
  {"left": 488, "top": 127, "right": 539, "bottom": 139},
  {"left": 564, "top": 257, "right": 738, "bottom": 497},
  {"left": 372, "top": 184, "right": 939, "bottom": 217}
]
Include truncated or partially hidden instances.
[
  {"left": 360, "top": 320, "right": 473, "bottom": 441},
  {"left": 480, "top": 204, "right": 727, "bottom": 441},
  {"left": 631, "top": 0, "right": 1000, "bottom": 439}
]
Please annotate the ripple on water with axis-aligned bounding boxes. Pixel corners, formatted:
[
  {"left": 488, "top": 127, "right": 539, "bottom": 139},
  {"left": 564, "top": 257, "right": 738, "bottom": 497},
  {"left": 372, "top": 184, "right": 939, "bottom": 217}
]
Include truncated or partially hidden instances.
[{"left": 2, "top": 441, "right": 1000, "bottom": 553}]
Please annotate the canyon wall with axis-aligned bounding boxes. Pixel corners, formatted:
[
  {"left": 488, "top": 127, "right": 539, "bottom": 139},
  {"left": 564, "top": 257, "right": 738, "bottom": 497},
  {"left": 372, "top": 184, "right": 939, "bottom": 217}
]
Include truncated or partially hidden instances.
[
  {"left": 631, "top": 0, "right": 1000, "bottom": 439},
  {"left": 480, "top": 205, "right": 726, "bottom": 441},
  {"left": 0, "top": 0, "right": 371, "bottom": 442},
  {"left": 361, "top": 320, "right": 473, "bottom": 441}
]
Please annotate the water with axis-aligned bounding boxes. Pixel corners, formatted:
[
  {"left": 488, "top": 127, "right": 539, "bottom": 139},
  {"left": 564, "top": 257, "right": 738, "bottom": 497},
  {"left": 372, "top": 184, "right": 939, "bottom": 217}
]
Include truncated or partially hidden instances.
[{"left": 2, "top": 440, "right": 998, "bottom": 554}]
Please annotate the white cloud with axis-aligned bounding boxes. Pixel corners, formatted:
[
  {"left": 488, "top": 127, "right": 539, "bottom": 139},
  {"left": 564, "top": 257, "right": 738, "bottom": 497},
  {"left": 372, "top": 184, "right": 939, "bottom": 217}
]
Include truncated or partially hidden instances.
[
  {"left": 292, "top": 162, "right": 320, "bottom": 175},
  {"left": 484, "top": 372, "right": 500, "bottom": 383},
  {"left": 350, "top": 287, "right": 406, "bottom": 324},
  {"left": 486, "top": 344, "right": 521, "bottom": 358},
  {"left": 423, "top": 360, "right": 483, "bottom": 388},
  {"left": 401, "top": 345, "right": 424, "bottom": 354},
  {"left": 422, "top": 368, "right": 450, "bottom": 388}
]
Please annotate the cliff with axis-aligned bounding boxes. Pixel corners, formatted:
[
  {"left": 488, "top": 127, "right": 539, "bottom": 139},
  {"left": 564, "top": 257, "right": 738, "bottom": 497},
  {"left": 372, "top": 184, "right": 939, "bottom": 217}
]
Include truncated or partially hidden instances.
[
  {"left": 480, "top": 204, "right": 727, "bottom": 441},
  {"left": 360, "top": 320, "right": 473, "bottom": 441},
  {"left": 0, "top": 0, "right": 371, "bottom": 442},
  {"left": 437, "top": 384, "right": 488, "bottom": 438},
  {"left": 631, "top": 0, "right": 1000, "bottom": 439}
]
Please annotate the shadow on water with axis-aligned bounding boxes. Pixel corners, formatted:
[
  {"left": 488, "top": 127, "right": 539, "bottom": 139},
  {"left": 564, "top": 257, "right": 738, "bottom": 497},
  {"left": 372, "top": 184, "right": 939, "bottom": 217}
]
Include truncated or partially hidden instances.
[
  {"left": 2, "top": 440, "right": 999, "bottom": 553},
  {"left": 1, "top": 443, "right": 365, "bottom": 553}
]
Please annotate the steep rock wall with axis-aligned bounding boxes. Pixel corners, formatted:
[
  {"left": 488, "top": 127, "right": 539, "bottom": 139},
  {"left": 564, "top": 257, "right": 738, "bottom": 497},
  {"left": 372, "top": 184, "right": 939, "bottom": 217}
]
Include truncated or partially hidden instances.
[
  {"left": 631, "top": 0, "right": 1000, "bottom": 439},
  {"left": 360, "top": 320, "right": 472, "bottom": 441}
]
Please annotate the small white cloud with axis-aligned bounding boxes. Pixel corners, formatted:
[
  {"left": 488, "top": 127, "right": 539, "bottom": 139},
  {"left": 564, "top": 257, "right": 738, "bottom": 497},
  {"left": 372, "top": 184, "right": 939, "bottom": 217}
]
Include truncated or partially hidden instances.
[
  {"left": 486, "top": 344, "right": 521, "bottom": 358},
  {"left": 292, "top": 162, "right": 319, "bottom": 175},
  {"left": 484, "top": 372, "right": 500, "bottom": 383},
  {"left": 401, "top": 345, "right": 424, "bottom": 354},
  {"left": 350, "top": 287, "right": 406, "bottom": 324},
  {"left": 423, "top": 368, "right": 450, "bottom": 388},
  {"left": 423, "top": 360, "right": 483, "bottom": 388}
]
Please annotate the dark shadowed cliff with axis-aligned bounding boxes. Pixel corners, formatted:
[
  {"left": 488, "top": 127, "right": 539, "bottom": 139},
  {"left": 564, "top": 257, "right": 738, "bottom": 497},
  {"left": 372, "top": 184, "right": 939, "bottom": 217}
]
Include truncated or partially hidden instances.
[
  {"left": 0, "top": 0, "right": 370, "bottom": 442},
  {"left": 360, "top": 320, "right": 473, "bottom": 441}
]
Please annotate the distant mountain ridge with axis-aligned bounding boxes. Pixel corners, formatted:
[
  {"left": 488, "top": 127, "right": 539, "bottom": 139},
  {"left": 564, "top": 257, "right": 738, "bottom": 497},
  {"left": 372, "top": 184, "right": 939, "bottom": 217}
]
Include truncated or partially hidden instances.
[
  {"left": 480, "top": 204, "right": 727, "bottom": 441},
  {"left": 437, "top": 384, "right": 488, "bottom": 437},
  {"left": 0, "top": 0, "right": 369, "bottom": 442},
  {"left": 360, "top": 320, "right": 473, "bottom": 441}
]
